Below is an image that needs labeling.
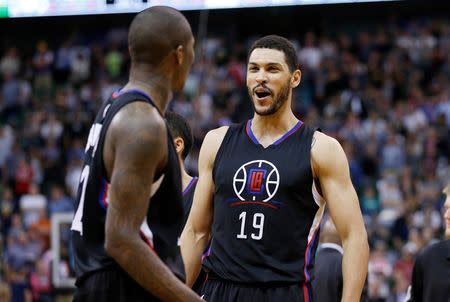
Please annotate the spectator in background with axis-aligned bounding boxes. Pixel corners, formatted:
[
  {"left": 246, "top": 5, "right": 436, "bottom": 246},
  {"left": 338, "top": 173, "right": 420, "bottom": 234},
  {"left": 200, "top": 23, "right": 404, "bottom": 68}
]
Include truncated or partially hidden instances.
[
  {"left": 0, "top": 47, "right": 20, "bottom": 78},
  {"left": 361, "top": 186, "right": 381, "bottom": 216},
  {"left": 70, "top": 48, "right": 91, "bottom": 85},
  {"left": 381, "top": 130, "right": 405, "bottom": 172},
  {"left": 6, "top": 230, "right": 39, "bottom": 272},
  {"left": 8, "top": 264, "right": 32, "bottom": 302},
  {"left": 1, "top": 72, "right": 22, "bottom": 125},
  {"left": 0, "top": 280, "right": 11, "bottom": 302},
  {"left": 29, "top": 147, "right": 43, "bottom": 186},
  {"left": 54, "top": 40, "right": 73, "bottom": 84},
  {"left": 47, "top": 185, "right": 73, "bottom": 216},
  {"left": 7, "top": 214, "right": 25, "bottom": 244},
  {"left": 0, "top": 187, "right": 15, "bottom": 238},
  {"left": 0, "top": 123, "right": 15, "bottom": 179},
  {"left": 19, "top": 184, "right": 47, "bottom": 229},
  {"left": 40, "top": 113, "right": 63, "bottom": 142},
  {"left": 32, "top": 41, "right": 54, "bottom": 100},
  {"left": 394, "top": 241, "right": 415, "bottom": 272},
  {"left": 298, "top": 31, "right": 322, "bottom": 71},
  {"left": 22, "top": 112, "right": 44, "bottom": 148},
  {"left": 29, "top": 259, "right": 51, "bottom": 302},
  {"left": 15, "top": 158, "right": 34, "bottom": 197},
  {"left": 29, "top": 209, "right": 50, "bottom": 251},
  {"left": 42, "top": 139, "right": 63, "bottom": 185},
  {"left": 368, "top": 241, "right": 392, "bottom": 300},
  {"left": 104, "top": 43, "right": 123, "bottom": 80}
]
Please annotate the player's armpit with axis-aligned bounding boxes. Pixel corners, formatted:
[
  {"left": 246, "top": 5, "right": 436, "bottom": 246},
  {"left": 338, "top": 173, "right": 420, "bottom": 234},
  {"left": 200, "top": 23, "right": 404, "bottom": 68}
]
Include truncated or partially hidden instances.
[{"left": 181, "top": 126, "right": 228, "bottom": 287}]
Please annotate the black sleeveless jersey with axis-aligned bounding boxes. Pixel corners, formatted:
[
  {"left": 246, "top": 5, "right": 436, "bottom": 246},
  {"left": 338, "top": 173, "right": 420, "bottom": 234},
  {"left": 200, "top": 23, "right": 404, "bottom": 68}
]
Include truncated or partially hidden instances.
[
  {"left": 202, "top": 119, "right": 325, "bottom": 285},
  {"left": 182, "top": 177, "right": 198, "bottom": 227},
  {"left": 71, "top": 89, "right": 184, "bottom": 282}
]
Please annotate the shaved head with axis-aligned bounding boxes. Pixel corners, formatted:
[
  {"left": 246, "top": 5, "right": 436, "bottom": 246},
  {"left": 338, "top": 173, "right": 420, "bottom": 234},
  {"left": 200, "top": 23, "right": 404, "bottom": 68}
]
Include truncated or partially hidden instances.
[{"left": 128, "top": 6, "right": 193, "bottom": 66}]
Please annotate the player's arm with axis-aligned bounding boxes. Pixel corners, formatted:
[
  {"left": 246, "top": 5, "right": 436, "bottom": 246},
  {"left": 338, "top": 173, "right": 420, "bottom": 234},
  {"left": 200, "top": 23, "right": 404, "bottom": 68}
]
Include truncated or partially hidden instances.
[
  {"left": 181, "top": 126, "right": 228, "bottom": 287},
  {"left": 312, "top": 132, "right": 369, "bottom": 302},
  {"left": 104, "top": 103, "right": 202, "bottom": 302}
]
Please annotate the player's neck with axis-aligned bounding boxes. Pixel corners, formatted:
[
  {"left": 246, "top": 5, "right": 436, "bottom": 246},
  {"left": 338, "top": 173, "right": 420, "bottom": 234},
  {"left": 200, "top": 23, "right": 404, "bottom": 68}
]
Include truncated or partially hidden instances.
[
  {"left": 126, "top": 71, "right": 172, "bottom": 114},
  {"left": 251, "top": 107, "right": 298, "bottom": 139}
]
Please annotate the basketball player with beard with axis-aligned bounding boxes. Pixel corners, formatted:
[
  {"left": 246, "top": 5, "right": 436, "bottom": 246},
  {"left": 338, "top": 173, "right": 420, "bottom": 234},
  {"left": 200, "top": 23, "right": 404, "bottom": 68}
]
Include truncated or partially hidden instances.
[{"left": 181, "top": 35, "right": 369, "bottom": 301}]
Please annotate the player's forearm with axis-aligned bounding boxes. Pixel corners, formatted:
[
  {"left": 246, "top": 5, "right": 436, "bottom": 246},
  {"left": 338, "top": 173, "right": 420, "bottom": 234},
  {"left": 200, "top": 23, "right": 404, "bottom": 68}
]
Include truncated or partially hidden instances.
[
  {"left": 341, "top": 228, "right": 369, "bottom": 302},
  {"left": 106, "top": 236, "right": 202, "bottom": 302},
  {"left": 180, "top": 226, "right": 209, "bottom": 287}
]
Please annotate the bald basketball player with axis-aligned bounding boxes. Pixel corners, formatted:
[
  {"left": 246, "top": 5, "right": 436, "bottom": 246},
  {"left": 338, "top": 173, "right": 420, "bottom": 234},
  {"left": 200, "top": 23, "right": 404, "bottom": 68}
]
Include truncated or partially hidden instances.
[{"left": 71, "top": 6, "right": 202, "bottom": 302}]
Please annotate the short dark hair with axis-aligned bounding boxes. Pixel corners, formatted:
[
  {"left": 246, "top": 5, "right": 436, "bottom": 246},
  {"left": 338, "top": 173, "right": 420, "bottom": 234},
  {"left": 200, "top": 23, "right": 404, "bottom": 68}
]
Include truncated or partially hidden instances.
[
  {"left": 128, "top": 6, "right": 192, "bottom": 66},
  {"left": 248, "top": 35, "right": 299, "bottom": 72},
  {"left": 165, "top": 111, "right": 193, "bottom": 160}
]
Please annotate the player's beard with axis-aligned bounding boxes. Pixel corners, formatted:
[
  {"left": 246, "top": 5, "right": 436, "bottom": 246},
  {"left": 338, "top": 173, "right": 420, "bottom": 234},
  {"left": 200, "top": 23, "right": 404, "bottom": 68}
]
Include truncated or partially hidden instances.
[{"left": 249, "top": 79, "right": 291, "bottom": 116}]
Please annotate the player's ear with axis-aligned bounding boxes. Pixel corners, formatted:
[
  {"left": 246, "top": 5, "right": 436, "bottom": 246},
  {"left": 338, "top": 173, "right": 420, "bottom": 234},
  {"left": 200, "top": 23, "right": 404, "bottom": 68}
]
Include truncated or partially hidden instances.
[
  {"left": 175, "top": 45, "right": 184, "bottom": 66},
  {"left": 173, "top": 137, "right": 184, "bottom": 155},
  {"left": 291, "top": 69, "right": 301, "bottom": 88}
]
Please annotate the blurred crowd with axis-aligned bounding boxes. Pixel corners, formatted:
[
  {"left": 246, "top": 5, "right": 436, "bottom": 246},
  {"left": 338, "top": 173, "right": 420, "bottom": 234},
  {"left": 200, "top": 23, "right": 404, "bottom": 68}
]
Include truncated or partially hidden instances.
[{"left": 0, "top": 13, "right": 449, "bottom": 302}]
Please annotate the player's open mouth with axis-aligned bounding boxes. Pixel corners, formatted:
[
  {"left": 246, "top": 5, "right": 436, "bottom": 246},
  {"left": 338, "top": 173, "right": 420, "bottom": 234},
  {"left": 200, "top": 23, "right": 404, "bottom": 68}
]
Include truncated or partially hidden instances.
[{"left": 254, "top": 88, "right": 272, "bottom": 101}]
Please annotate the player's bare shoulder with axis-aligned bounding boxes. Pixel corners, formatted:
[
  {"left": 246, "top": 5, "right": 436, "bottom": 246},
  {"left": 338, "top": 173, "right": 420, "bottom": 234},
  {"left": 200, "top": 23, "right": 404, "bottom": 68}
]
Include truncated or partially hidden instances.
[
  {"left": 112, "top": 101, "right": 165, "bottom": 134},
  {"left": 200, "top": 126, "right": 229, "bottom": 163},
  {"left": 311, "top": 131, "right": 347, "bottom": 177},
  {"left": 104, "top": 102, "right": 167, "bottom": 177}
]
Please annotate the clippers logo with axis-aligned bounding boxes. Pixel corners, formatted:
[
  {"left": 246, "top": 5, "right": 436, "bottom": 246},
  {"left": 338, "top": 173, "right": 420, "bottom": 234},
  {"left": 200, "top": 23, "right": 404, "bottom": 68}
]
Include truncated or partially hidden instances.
[
  {"left": 249, "top": 169, "right": 265, "bottom": 193},
  {"left": 233, "top": 160, "right": 280, "bottom": 202}
]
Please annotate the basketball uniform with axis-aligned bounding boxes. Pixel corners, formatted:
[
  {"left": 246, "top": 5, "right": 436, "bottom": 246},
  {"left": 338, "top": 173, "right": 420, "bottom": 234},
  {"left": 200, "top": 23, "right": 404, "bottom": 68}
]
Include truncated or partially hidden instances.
[
  {"left": 182, "top": 177, "right": 198, "bottom": 227},
  {"left": 71, "top": 89, "right": 184, "bottom": 302},
  {"left": 169, "top": 177, "right": 198, "bottom": 283},
  {"left": 201, "top": 119, "right": 325, "bottom": 302}
]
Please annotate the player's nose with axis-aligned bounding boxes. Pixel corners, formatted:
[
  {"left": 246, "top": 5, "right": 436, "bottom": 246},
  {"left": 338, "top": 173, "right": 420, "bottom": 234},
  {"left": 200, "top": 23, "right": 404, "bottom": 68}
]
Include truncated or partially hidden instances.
[{"left": 255, "top": 70, "right": 268, "bottom": 83}]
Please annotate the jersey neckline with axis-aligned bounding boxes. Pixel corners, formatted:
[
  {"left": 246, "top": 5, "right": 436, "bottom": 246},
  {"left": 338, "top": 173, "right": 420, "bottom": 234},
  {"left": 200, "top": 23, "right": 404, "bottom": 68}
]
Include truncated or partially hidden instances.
[
  {"left": 245, "top": 119, "right": 304, "bottom": 148},
  {"left": 182, "top": 177, "right": 198, "bottom": 196},
  {"left": 112, "top": 88, "right": 162, "bottom": 116}
]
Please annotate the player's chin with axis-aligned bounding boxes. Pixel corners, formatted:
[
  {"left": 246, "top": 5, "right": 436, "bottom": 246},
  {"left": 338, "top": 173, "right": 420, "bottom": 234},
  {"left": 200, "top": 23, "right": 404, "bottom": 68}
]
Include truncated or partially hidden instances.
[
  {"left": 254, "top": 105, "right": 276, "bottom": 116},
  {"left": 253, "top": 98, "right": 273, "bottom": 113}
]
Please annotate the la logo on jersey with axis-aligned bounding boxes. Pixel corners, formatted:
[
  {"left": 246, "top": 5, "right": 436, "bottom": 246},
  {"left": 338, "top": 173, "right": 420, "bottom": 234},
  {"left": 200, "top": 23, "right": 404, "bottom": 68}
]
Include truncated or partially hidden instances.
[{"left": 233, "top": 160, "right": 280, "bottom": 202}]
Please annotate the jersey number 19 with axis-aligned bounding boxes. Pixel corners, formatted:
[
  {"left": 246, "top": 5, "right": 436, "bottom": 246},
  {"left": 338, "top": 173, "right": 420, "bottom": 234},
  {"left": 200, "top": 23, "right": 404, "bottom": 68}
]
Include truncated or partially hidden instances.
[{"left": 236, "top": 211, "right": 265, "bottom": 240}]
